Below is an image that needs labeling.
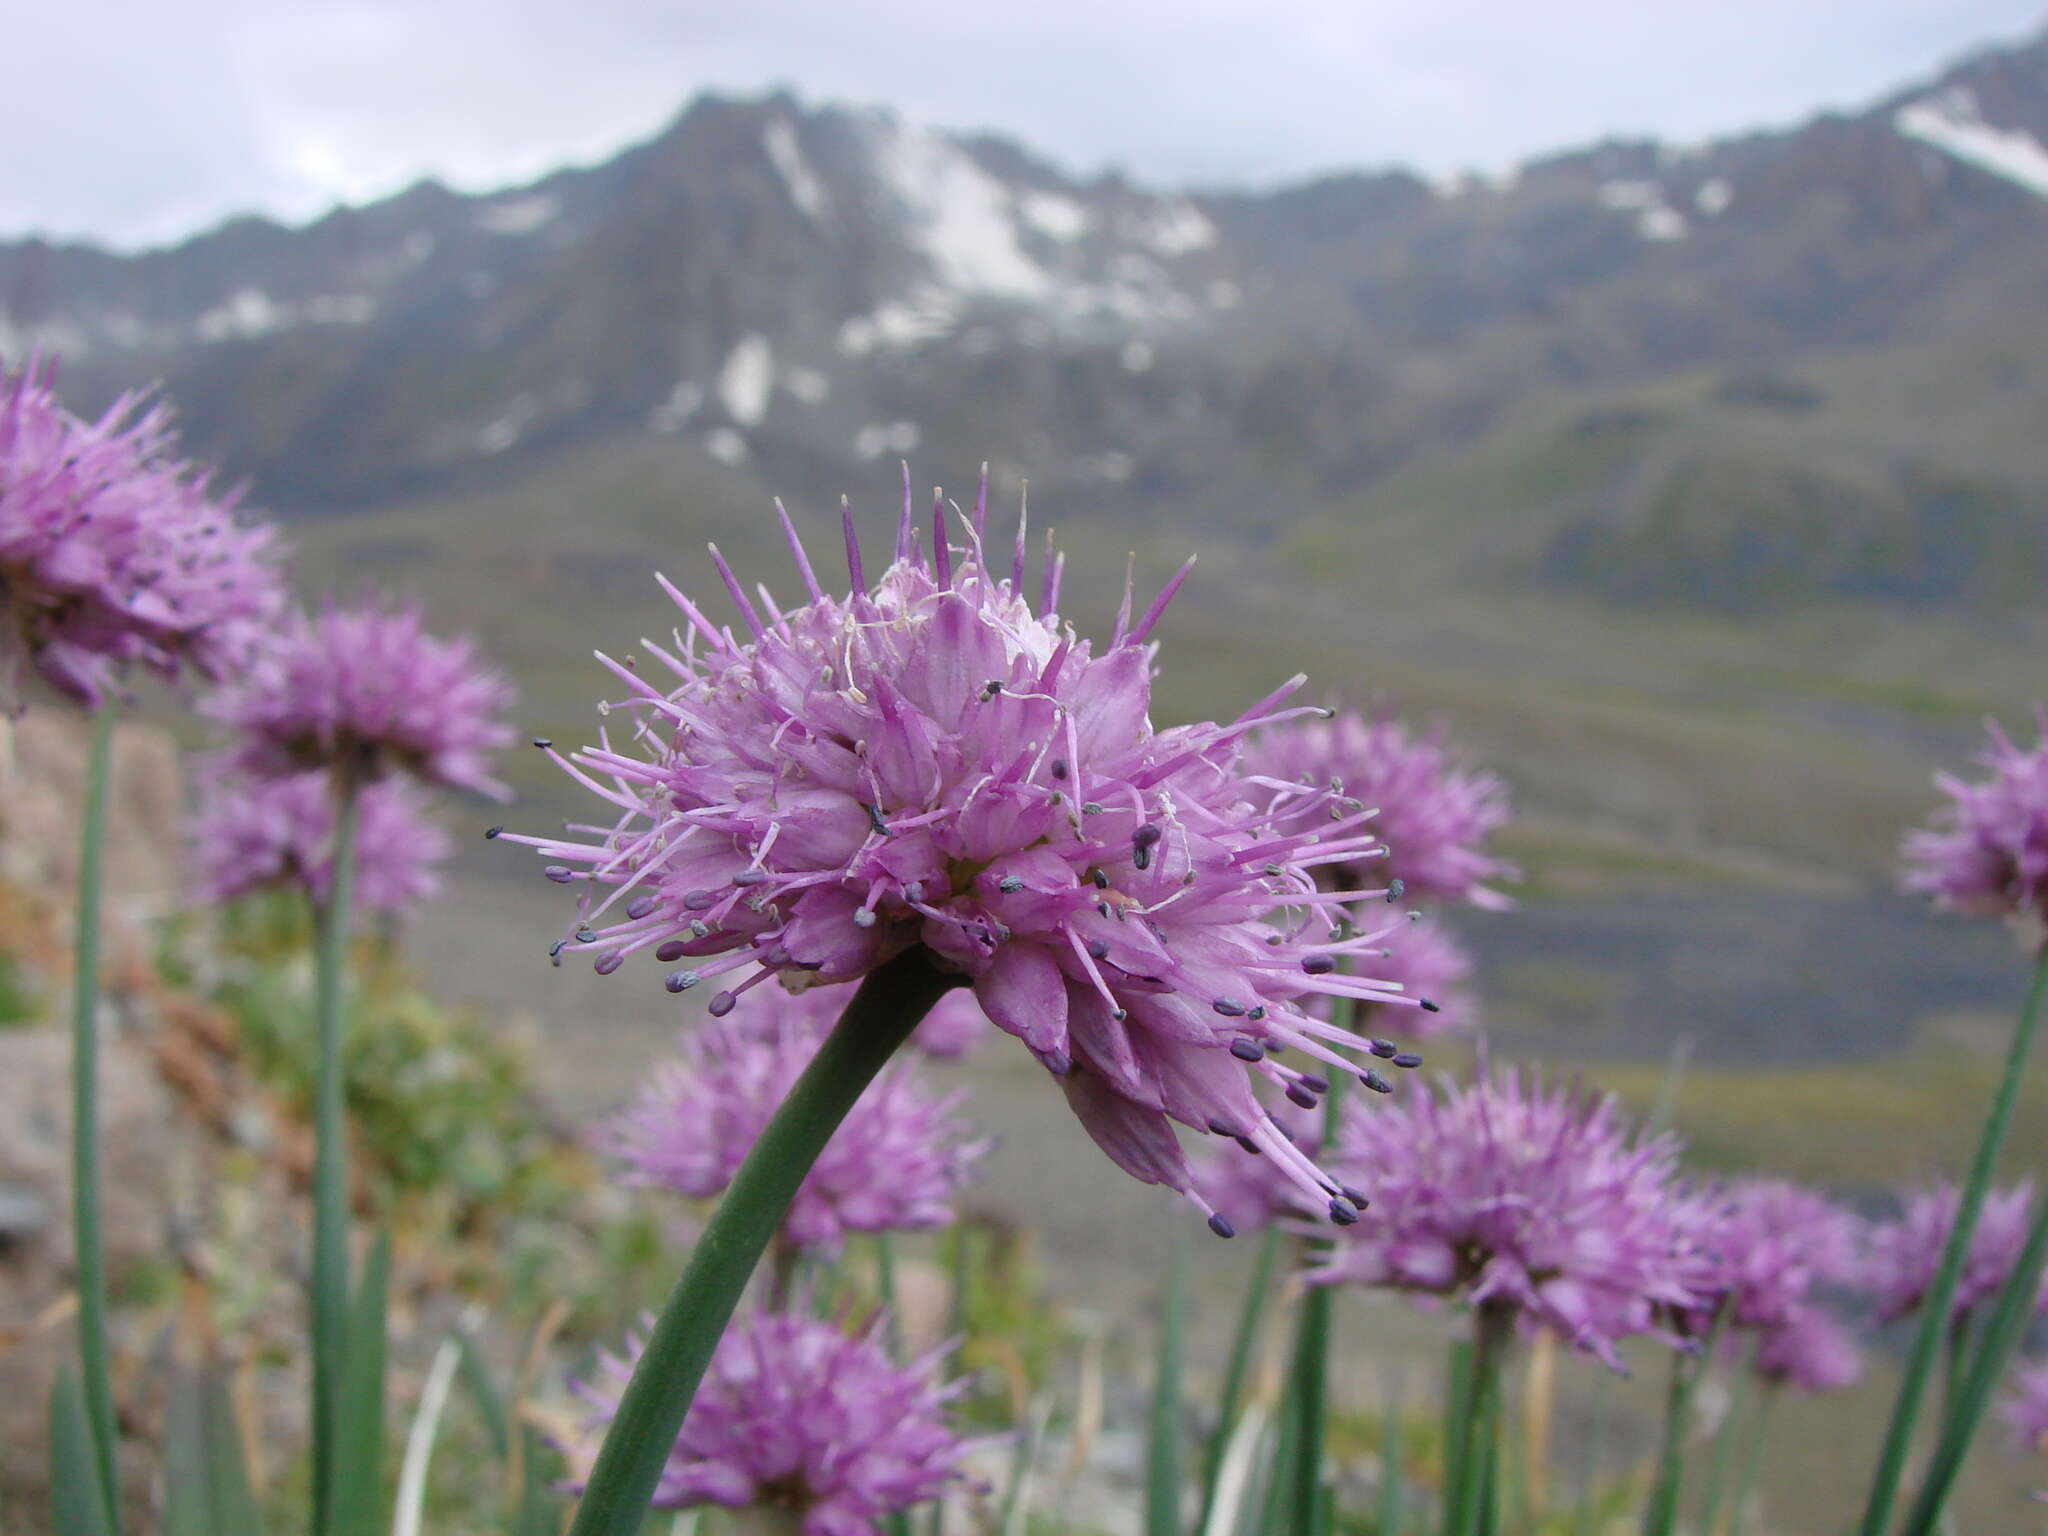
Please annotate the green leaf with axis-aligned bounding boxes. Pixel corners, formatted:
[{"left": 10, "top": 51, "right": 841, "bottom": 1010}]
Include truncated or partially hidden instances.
[
  {"left": 513, "top": 1425, "right": 560, "bottom": 1536},
  {"left": 1196, "top": 1227, "right": 1279, "bottom": 1535},
  {"left": 1146, "top": 1251, "right": 1187, "bottom": 1536},
  {"left": 456, "top": 1327, "right": 512, "bottom": 1464},
  {"left": 329, "top": 1231, "right": 391, "bottom": 1536},
  {"left": 50, "top": 1366, "right": 117, "bottom": 1536},
  {"left": 203, "top": 1374, "right": 263, "bottom": 1536},
  {"left": 164, "top": 1367, "right": 258, "bottom": 1536}
]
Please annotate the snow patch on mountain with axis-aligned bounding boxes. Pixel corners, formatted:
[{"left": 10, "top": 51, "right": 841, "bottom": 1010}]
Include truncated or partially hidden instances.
[
  {"left": 195, "top": 289, "right": 375, "bottom": 343},
  {"left": 718, "top": 335, "right": 775, "bottom": 425},
  {"left": 764, "top": 119, "right": 829, "bottom": 221},
  {"left": 477, "top": 195, "right": 560, "bottom": 235},
  {"left": 1018, "top": 190, "right": 1090, "bottom": 242},
  {"left": 869, "top": 120, "right": 1056, "bottom": 301},
  {"left": 1895, "top": 87, "right": 2048, "bottom": 199},
  {"left": 1597, "top": 181, "right": 1688, "bottom": 241},
  {"left": 1128, "top": 200, "right": 1217, "bottom": 257}
]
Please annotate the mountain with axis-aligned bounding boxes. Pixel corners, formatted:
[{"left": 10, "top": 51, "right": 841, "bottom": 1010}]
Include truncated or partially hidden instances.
[{"left": 3, "top": 29, "right": 2046, "bottom": 546}]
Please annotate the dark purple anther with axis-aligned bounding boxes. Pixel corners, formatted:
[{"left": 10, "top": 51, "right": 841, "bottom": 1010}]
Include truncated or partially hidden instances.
[
  {"left": 731, "top": 868, "right": 767, "bottom": 887},
  {"left": 983, "top": 679, "right": 1003, "bottom": 698},
  {"left": 853, "top": 907, "right": 877, "bottom": 928},
  {"left": 1236, "top": 1136, "right": 1261, "bottom": 1156},
  {"left": 544, "top": 865, "right": 574, "bottom": 883},
  {"left": 1090, "top": 867, "right": 1110, "bottom": 889},
  {"left": 1328, "top": 1198, "right": 1360, "bottom": 1226},
  {"left": 1247, "top": 1006, "right": 1266, "bottom": 1021},
  {"left": 684, "top": 890, "right": 717, "bottom": 911},
  {"left": 864, "top": 802, "right": 891, "bottom": 836},
  {"left": 708, "top": 991, "right": 737, "bottom": 1016},
  {"left": 1212, "top": 998, "right": 1247, "bottom": 1017},
  {"left": 575, "top": 927, "right": 596, "bottom": 945},
  {"left": 594, "top": 952, "right": 624, "bottom": 975},
  {"left": 1086, "top": 938, "right": 1110, "bottom": 960},
  {"left": 1369, "top": 1039, "right": 1398, "bottom": 1059},
  {"left": 1298, "top": 1073, "right": 1330, "bottom": 1094},
  {"left": 1132, "top": 822, "right": 1162, "bottom": 870},
  {"left": 1341, "top": 1185, "right": 1371, "bottom": 1210},
  {"left": 1285, "top": 1083, "right": 1317, "bottom": 1109},
  {"left": 665, "top": 970, "right": 698, "bottom": 993},
  {"left": 1208, "top": 1213, "right": 1237, "bottom": 1239},
  {"left": 548, "top": 940, "right": 567, "bottom": 958},
  {"left": 1229, "top": 1037, "right": 1265, "bottom": 1062},
  {"left": 656, "top": 940, "right": 688, "bottom": 962},
  {"left": 1206, "top": 1118, "right": 1236, "bottom": 1136},
  {"left": 1302, "top": 954, "right": 1336, "bottom": 975},
  {"left": 484, "top": 825, "right": 504, "bottom": 840},
  {"left": 1393, "top": 1053, "right": 1423, "bottom": 1069},
  {"left": 1051, "top": 758, "right": 1069, "bottom": 780},
  {"left": 626, "top": 895, "right": 657, "bottom": 920},
  {"left": 999, "top": 876, "right": 1024, "bottom": 893},
  {"left": 532, "top": 737, "right": 552, "bottom": 749},
  {"left": 1363, "top": 1070, "right": 1393, "bottom": 1094},
  {"left": 1419, "top": 998, "right": 1441, "bottom": 1013},
  {"left": 1385, "top": 878, "right": 1405, "bottom": 902}
]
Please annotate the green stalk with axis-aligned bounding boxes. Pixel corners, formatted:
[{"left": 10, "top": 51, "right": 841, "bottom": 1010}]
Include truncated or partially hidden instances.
[
  {"left": 1570, "top": 1370, "right": 1612, "bottom": 1536},
  {"left": 1196, "top": 1226, "right": 1280, "bottom": 1534},
  {"left": 876, "top": 1233, "right": 902, "bottom": 1360},
  {"left": 1284, "top": 1276, "right": 1333, "bottom": 1535},
  {"left": 1693, "top": 1340, "right": 1753, "bottom": 1536},
  {"left": 1726, "top": 1387, "right": 1776, "bottom": 1536},
  {"left": 1453, "top": 1303, "right": 1513, "bottom": 1536},
  {"left": 311, "top": 775, "right": 360, "bottom": 1533},
  {"left": 1146, "top": 1250, "right": 1187, "bottom": 1536},
  {"left": 1900, "top": 1178, "right": 2048, "bottom": 1532},
  {"left": 1641, "top": 1306, "right": 1727, "bottom": 1536},
  {"left": 1377, "top": 1366, "right": 1405, "bottom": 1536},
  {"left": 568, "top": 952, "right": 956, "bottom": 1536},
  {"left": 69, "top": 704, "right": 121, "bottom": 1530},
  {"left": 1440, "top": 1339, "right": 1476, "bottom": 1536},
  {"left": 1857, "top": 944, "right": 2048, "bottom": 1536}
]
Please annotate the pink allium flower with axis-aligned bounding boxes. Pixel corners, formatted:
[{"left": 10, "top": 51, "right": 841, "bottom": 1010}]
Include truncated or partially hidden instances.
[
  {"left": 2005, "top": 1356, "right": 2048, "bottom": 1458},
  {"left": 594, "top": 990, "right": 985, "bottom": 1251},
  {"left": 571, "top": 1306, "right": 971, "bottom": 1531},
  {"left": 1309, "top": 1067, "right": 1711, "bottom": 1366},
  {"left": 188, "top": 764, "right": 451, "bottom": 915},
  {"left": 1903, "top": 710, "right": 2048, "bottom": 924},
  {"left": 1249, "top": 709, "right": 1514, "bottom": 909},
  {"left": 911, "top": 989, "right": 992, "bottom": 1058},
  {"left": 0, "top": 356, "right": 283, "bottom": 709},
  {"left": 1350, "top": 912, "right": 1475, "bottom": 1039},
  {"left": 1696, "top": 1179, "right": 1862, "bottom": 1333},
  {"left": 208, "top": 600, "right": 514, "bottom": 796},
  {"left": 1864, "top": 1182, "right": 2048, "bottom": 1325},
  {"left": 1195, "top": 1092, "right": 1325, "bottom": 1235},
  {"left": 1753, "top": 1306, "right": 1864, "bottom": 1394},
  {"left": 509, "top": 478, "right": 1438, "bottom": 1232}
]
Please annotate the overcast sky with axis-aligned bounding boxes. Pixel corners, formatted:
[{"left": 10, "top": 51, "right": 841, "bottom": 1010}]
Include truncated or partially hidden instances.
[{"left": 7, "top": 1, "right": 2043, "bottom": 251}]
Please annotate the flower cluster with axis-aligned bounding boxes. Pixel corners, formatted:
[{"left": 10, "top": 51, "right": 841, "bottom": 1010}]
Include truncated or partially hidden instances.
[
  {"left": 207, "top": 599, "right": 514, "bottom": 795},
  {"left": 594, "top": 989, "right": 984, "bottom": 1251},
  {"left": 187, "top": 764, "right": 451, "bottom": 915},
  {"left": 2006, "top": 1356, "right": 2048, "bottom": 1458},
  {"left": 1753, "top": 1306, "right": 1864, "bottom": 1394},
  {"left": 1697, "top": 1178, "right": 1861, "bottom": 1332},
  {"left": 571, "top": 1307, "right": 971, "bottom": 1532},
  {"left": 0, "top": 356, "right": 282, "bottom": 708},
  {"left": 1351, "top": 912, "right": 1474, "bottom": 1038},
  {"left": 1903, "top": 710, "right": 2048, "bottom": 925},
  {"left": 1310, "top": 1068, "right": 1711, "bottom": 1366},
  {"left": 509, "top": 481, "right": 1439, "bottom": 1230},
  {"left": 1864, "top": 1182, "right": 2048, "bottom": 1326},
  {"left": 1249, "top": 709, "right": 1514, "bottom": 909}
]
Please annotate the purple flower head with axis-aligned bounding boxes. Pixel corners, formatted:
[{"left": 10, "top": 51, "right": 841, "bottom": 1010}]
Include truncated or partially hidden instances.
[
  {"left": 508, "top": 474, "right": 1442, "bottom": 1233},
  {"left": 1864, "top": 1181, "right": 2048, "bottom": 1325},
  {"left": 188, "top": 763, "right": 451, "bottom": 916},
  {"left": 2005, "top": 1357, "right": 2048, "bottom": 1459},
  {"left": 0, "top": 356, "right": 283, "bottom": 709},
  {"left": 1753, "top": 1306, "right": 1864, "bottom": 1394},
  {"left": 207, "top": 599, "right": 514, "bottom": 796},
  {"left": 1348, "top": 912, "right": 1475, "bottom": 1039},
  {"left": 911, "top": 988, "right": 992, "bottom": 1058},
  {"left": 1694, "top": 1178, "right": 1862, "bottom": 1333},
  {"left": 1308, "top": 1067, "right": 1711, "bottom": 1367},
  {"left": 1194, "top": 1090, "right": 1324, "bottom": 1236},
  {"left": 571, "top": 1306, "right": 972, "bottom": 1532},
  {"left": 1903, "top": 710, "right": 2048, "bottom": 926},
  {"left": 1249, "top": 709, "right": 1515, "bottom": 909},
  {"left": 593, "top": 987, "right": 985, "bottom": 1251}
]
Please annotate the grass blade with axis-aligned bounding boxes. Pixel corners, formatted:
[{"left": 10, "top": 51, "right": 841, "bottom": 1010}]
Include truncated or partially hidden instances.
[
  {"left": 203, "top": 1373, "right": 263, "bottom": 1536},
  {"left": 329, "top": 1230, "right": 390, "bottom": 1536},
  {"left": 312, "top": 779, "right": 361, "bottom": 1533},
  {"left": 457, "top": 1325, "right": 513, "bottom": 1464},
  {"left": 1857, "top": 945, "right": 2048, "bottom": 1535},
  {"left": 50, "top": 1365, "right": 117, "bottom": 1536},
  {"left": 1147, "top": 1249, "right": 1187, "bottom": 1536},
  {"left": 1197, "top": 1226, "right": 1280, "bottom": 1533},
  {"left": 513, "top": 1424, "right": 560, "bottom": 1536},
  {"left": 164, "top": 1366, "right": 260, "bottom": 1536}
]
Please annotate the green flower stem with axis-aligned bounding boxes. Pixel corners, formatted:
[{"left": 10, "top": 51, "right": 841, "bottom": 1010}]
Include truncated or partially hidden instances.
[
  {"left": 1641, "top": 1306, "right": 1727, "bottom": 1536},
  {"left": 1726, "top": 1386, "right": 1776, "bottom": 1536},
  {"left": 1900, "top": 1178, "right": 2048, "bottom": 1532},
  {"left": 1440, "top": 1338, "right": 1476, "bottom": 1536},
  {"left": 311, "top": 774, "right": 360, "bottom": 1534},
  {"left": 1146, "top": 1249, "right": 1187, "bottom": 1536},
  {"left": 1570, "top": 1370, "right": 1612, "bottom": 1536},
  {"left": 70, "top": 703, "right": 121, "bottom": 1532},
  {"left": 567, "top": 952, "right": 957, "bottom": 1536},
  {"left": 1857, "top": 942, "right": 2048, "bottom": 1536},
  {"left": 1284, "top": 1270, "right": 1333, "bottom": 1535},
  {"left": 1452, "top": 1302, "right": 1514, "bottom": 1536},
  {"left": 1196, "top": 1225, "right": 1280, "bottom": 1534},
  {"left": 1693, "top": 1341, "right": 1754, "bottom": 1536}
]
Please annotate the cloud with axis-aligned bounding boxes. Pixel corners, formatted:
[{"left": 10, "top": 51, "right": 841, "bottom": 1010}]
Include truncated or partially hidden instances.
[{"left": 3, "top": 0, "right": 2041, "bottom": 249}]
